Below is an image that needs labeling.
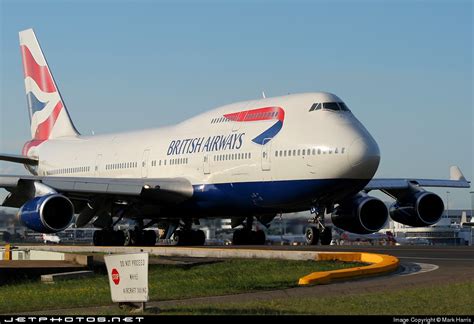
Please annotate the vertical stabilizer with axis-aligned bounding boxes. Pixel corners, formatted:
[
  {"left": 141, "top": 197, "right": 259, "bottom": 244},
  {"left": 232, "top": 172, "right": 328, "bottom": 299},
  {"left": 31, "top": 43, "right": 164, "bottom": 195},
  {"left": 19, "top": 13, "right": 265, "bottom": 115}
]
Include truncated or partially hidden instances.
[{"left": 19, "top": 28, "right": 79, "bottom": 146}]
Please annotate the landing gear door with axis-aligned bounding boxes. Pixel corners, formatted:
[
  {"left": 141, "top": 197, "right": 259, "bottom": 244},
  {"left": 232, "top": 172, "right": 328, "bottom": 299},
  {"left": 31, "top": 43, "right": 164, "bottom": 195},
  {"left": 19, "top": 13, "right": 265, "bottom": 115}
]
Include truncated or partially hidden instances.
[
  {"left": 261, "top": 138, "right": 271, "bottom": 171},
  {"left": 141, "top": 149, "right": 150, "bottom": 178}
]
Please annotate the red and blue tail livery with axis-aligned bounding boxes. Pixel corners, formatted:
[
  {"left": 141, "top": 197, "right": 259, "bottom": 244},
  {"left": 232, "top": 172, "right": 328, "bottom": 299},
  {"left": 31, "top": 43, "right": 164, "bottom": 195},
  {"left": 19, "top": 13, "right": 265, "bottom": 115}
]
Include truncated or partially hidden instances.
[{"left": 19, "top": 29, "right": 78, "bottom": 156}]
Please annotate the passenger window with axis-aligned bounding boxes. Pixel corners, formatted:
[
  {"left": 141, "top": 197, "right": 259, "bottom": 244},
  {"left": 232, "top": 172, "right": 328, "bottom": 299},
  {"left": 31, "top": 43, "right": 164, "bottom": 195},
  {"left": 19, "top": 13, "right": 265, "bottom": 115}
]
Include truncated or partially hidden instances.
[
  {"left": 297, "top": 149, "right": 301, "bottom": 156},
  {"left": 288, "top": 150, "right": 292, "bottom": 157},
  {"left": 293, "top": 149, "right": 296, "bottom": 156}
]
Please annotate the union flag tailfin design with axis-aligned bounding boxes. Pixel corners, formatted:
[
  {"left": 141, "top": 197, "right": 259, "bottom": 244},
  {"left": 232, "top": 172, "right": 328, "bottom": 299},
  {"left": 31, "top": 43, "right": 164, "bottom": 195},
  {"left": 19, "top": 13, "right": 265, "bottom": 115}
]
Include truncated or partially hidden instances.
[{"left": 19, "top": 29, "right": 79, "bottom": 155}]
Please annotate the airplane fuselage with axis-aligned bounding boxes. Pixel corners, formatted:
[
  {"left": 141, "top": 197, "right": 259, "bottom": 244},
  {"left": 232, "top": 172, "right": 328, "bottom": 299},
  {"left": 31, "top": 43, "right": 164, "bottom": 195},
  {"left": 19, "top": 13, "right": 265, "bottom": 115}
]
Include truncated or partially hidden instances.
[{"left": 27, "top": 92, "right": 381, "bottom": 217}]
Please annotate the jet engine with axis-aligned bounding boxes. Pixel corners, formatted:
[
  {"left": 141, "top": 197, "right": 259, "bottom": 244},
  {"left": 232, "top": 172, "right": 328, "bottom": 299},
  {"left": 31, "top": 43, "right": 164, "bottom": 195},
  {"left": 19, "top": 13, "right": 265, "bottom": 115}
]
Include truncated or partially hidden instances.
[
  {"left": 390, "top": 190, "right": 444, "bottom": 227},
  {"left": 332, "top": 194, "right": 388, "bottom": 234},
  {"left": 18, "top": 194, "right": 74, "bottom": 233}
]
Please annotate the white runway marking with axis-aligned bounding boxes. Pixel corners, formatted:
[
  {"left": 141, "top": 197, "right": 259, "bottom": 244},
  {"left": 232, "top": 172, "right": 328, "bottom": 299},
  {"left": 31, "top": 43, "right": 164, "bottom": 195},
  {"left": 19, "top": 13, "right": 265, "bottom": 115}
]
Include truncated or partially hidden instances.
[
  {"left": 398, "top": 262, "right": 439, "bottom": 276},
  {"left": 399, "top": 256, "right": 474, "bottom": 262}
]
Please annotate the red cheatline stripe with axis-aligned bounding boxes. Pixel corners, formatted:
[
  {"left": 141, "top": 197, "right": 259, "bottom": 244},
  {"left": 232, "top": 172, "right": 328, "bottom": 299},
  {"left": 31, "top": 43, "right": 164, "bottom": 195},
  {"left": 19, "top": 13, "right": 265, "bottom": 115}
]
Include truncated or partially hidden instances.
[
  {"left": 224, "top": 106, "right": 284, "bottom": 122},
  {"left": 34, "top": 101, "right": 63, "bottom": 140},
  {"left": 20, "top": 45, "right": 56, "bottom": 93}
]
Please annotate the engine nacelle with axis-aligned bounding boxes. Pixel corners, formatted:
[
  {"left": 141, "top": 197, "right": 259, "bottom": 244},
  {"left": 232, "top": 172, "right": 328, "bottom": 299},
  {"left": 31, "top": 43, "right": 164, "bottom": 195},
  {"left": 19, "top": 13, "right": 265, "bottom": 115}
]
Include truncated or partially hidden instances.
[
  {"left": 390, "top": 191, "right": 444, "bottom": 227},
  {"left": 332, "top": 194, "right": 388, "bottom": 234},
  {"left": 18, "top": 194, "right": 74, "bottom": 233}
]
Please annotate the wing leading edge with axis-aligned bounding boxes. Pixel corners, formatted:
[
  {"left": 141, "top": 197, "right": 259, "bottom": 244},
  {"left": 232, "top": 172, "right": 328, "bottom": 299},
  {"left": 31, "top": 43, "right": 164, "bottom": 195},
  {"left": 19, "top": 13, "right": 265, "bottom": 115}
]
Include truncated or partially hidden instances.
[{"left": 365, "top": 166, "right": 470, "bottom": 191}]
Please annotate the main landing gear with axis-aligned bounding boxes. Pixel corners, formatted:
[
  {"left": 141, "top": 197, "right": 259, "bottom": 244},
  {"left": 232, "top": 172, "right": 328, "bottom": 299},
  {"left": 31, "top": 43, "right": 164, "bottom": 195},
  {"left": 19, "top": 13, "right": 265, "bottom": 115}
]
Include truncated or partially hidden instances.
[
  {"left": 174, "top": 229, "right": 206, "bottom": 246},
  {"left": 172, "top": 220, "right": 206, "bottom": 246},
  {"left": 305, "top": 207, "right": 332, "bottom": 246},
  {"left": 232, "top": 216, "right": 266, "bottom": 245},
  {"left": 93, "top": 229, "right": 157, "bottom": 246},
  {"left": 93, "top": 219, "right": 157, "bottom": 246}
]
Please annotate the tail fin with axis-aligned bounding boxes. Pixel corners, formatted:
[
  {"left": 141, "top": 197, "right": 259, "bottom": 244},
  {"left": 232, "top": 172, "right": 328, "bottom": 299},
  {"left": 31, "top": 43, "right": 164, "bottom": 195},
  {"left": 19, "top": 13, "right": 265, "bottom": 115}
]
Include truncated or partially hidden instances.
[{"left": 19, "top": 28, "right": 79, "bottom": 143}]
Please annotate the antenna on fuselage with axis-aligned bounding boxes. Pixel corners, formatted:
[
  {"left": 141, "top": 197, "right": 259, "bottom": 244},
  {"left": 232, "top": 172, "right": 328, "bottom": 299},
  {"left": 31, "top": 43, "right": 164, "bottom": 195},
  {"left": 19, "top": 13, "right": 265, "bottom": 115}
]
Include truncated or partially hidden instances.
[{"left": 262, "top": 91, "right": 266, "bottom": 99}]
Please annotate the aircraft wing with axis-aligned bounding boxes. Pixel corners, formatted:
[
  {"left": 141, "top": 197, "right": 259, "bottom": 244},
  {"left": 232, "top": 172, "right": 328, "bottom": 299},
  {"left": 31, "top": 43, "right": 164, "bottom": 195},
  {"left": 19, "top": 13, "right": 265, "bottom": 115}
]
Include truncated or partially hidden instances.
[
  {"left": 364, "top": 166, "right": 470, "bottom": 191},
  {"left": 0, "top": 174, "right": 194, "bottom": 207},
  {"left": 0, "top": 153, "right": 38, "bottom": 166}
]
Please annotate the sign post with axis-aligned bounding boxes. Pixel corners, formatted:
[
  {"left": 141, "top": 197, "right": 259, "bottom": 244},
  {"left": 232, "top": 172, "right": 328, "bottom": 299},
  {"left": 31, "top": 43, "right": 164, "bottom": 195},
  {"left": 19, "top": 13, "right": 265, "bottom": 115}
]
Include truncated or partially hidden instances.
[{"left": 104, "top": 252, "right": 149, "bottom": 311}]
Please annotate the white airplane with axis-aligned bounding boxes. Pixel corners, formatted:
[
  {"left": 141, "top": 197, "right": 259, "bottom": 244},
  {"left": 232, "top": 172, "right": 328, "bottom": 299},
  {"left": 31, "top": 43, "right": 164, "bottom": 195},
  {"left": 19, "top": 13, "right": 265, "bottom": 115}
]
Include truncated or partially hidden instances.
[
  {"left": 0, "top": 29, "right": 470, "bottom": 246},
  {"left": 330, "top": 228, "right": 396, "bottom": 245},
  {"left": 42, "top": 233, "right": 61, "bottom": 244}
]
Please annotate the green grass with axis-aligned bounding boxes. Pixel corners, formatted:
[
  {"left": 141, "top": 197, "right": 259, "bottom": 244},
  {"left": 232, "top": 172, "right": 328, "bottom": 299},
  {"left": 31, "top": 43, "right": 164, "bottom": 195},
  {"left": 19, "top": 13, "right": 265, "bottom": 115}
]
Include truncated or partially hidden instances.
[
  {"left": 160, "top": 280, "right": 474, "bottom": 315},
  {"left": 0, "top": 259, "right": 362, "bottom": 313}
]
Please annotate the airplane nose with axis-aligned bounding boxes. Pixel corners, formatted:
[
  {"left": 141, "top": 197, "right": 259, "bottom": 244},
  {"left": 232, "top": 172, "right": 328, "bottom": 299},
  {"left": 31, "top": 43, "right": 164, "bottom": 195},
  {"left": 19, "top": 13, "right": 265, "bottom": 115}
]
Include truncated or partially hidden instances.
[{"left": 348, "top": 137, "right": 380, "bottom": 178}]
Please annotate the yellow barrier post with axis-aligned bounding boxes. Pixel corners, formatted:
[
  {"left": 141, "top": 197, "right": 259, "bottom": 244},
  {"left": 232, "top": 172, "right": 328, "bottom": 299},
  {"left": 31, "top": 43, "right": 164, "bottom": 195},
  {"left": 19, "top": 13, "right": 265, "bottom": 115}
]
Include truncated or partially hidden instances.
[
  {"left": 298, "top": 252, "right": 399, "bottom": 286},
  {"left": 4, "top": 244, "right": 11, "bottom": 261}
]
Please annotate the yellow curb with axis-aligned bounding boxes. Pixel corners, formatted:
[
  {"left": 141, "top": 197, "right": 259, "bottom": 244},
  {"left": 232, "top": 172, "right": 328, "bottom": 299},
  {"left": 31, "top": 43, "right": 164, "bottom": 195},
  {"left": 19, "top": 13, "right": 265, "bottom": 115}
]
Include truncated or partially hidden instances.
[{"left": 298, "top": 252, "right": 399, "bottom": 286}]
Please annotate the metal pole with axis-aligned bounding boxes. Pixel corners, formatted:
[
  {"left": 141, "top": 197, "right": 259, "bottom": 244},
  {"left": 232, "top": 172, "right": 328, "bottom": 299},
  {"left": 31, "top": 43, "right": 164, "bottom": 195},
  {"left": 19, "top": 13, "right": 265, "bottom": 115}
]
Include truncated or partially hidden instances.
[
  {"left": 470, "top": 191, "right": 474, "bottom": 220},
  {"left": 446, "top": 191, "right": 450, "bottom": 220}
]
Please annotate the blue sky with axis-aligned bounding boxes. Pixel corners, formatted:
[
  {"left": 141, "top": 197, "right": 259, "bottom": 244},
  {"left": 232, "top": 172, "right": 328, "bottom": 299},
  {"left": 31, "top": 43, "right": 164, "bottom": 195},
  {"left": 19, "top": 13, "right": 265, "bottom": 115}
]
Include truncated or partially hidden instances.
[{"left": 0, "top": 0, "right": 472, "bottom": 209}]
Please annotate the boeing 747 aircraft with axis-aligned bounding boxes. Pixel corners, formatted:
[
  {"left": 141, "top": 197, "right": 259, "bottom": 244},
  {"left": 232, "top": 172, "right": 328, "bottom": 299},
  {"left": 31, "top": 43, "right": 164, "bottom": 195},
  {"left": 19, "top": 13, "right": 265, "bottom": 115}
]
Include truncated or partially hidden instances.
[{"left": 0, "top": 29, "right": 470, "bottom": 246}]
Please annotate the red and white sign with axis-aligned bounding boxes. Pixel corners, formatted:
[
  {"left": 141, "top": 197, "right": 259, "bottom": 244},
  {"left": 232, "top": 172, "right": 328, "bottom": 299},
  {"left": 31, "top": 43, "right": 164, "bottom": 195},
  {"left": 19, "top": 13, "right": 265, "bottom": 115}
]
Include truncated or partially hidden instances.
[
  {"left": 104, "top": 253, "right": 149, "bottom": 303},
  {"left": 111, "top": 268, "right": 120, "bottom": 285}
]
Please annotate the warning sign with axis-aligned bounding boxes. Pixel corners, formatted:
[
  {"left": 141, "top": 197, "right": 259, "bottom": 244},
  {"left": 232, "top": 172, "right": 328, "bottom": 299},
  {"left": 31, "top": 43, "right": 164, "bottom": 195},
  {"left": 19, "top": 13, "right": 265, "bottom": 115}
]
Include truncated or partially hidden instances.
[{"left": 104, "top": 253, "right": 149, "bottom": 303}]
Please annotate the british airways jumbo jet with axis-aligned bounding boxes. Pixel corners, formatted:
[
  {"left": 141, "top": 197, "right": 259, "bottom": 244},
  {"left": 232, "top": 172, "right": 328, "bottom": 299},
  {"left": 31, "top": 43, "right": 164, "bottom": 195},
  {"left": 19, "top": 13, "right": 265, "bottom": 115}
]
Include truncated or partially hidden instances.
[{"left": 0, "top": 29, "right": 470, "bottom": 246}]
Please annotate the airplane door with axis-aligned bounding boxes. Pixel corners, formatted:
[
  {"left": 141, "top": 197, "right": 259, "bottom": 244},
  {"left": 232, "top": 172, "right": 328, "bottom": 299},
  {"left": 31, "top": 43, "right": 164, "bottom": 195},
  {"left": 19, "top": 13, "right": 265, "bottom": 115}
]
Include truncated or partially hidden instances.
[
  {"left": 94, "top": 154, "right": 102, "bottom": 176},
  {"left": 261, "top": 138, "right": 271, "bottom": 171},
  {"left": 203, "top": 154, "right": 210, "bottom": 174},
  {"left": 141, "top": 149, "right": 150, "bottom": 178}
]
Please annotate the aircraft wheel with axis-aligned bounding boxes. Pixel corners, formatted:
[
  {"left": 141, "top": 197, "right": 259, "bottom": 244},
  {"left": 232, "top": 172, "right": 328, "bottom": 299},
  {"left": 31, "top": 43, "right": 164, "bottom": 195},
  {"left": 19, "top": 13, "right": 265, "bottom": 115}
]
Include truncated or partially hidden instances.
[
  {"left": 143, "top": 230, "right": 157, "bottom": 246},
  {"left": 93, "top": 230, "right": 104, "bottom": 246},
  {"left": 320, "top": 227, "right": 332, "bottom": 245},
  {"left": 232, "top": 229, "right": 244, "bottom": 245},
  {"left": 113, "top": 230, "right": 126, "bottom": 246},
  {"left": 174, "top": 230, "right": 190, "bottom": 246},
  {"left": 305, "top": 226, "right": 320, "bottom": 245},
  {"left": 193, "top": 230, "right": 206, "bottom": 245},
  {"left": 253, "top": 230, "right": 266, "bottom": 245}
]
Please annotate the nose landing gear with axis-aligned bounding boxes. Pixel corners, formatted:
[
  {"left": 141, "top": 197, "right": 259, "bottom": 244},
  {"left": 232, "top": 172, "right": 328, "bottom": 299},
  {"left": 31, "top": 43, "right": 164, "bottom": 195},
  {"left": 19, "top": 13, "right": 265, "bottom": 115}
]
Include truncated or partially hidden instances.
[{"left": 305, "top": 206, "right": 332, "bottom": 245}]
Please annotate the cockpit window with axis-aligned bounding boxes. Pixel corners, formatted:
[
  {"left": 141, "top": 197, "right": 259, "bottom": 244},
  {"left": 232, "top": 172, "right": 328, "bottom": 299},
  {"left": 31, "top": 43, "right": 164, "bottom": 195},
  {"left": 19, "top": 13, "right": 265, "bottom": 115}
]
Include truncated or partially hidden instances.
[
  {"left": 338, "top": 102, "right": 351, "bottom": 111},
  {"left": 309, "top": 103, "right": 321, "bottom": 111},
  {"left": 323, "top": 102, "right": 340, "bottom": 111},
  {"left": 310, "top": 101, "right": 351, "bottom": 112}
]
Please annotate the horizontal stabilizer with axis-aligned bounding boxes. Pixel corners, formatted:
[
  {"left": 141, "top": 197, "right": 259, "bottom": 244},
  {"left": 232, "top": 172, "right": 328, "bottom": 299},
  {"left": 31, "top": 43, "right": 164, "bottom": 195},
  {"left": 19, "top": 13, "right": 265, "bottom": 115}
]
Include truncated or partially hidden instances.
[
  {"left": 0, "top": 153, "right": 38, "bottom": 166},
  {"left": 450, "top": 166, "right": 466, "bottom": 181}
]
